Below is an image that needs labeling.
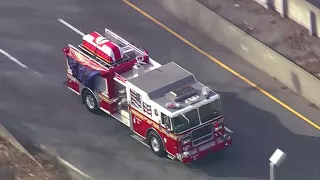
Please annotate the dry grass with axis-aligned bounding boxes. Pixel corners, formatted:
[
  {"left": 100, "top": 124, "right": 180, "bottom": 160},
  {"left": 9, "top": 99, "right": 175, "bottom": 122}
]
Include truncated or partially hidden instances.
[{"left": 0, "top": 136, "right": 71, "bottom": 180}]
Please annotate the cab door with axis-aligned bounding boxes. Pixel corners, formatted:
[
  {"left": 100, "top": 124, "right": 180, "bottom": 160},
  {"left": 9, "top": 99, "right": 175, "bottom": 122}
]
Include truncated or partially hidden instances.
[{"left": 159, "top": 113, "right": 177, "bottom": 156}]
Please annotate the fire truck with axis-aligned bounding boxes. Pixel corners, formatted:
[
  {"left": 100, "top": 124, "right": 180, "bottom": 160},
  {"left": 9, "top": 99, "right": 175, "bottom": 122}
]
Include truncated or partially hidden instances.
[{"left": 62, "top": 28, "right": 232, "bottom": 163}]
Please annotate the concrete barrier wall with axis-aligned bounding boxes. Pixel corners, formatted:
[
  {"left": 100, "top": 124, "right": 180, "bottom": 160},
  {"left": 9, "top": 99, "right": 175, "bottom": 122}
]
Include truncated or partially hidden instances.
[
  {"left": 156, "top": 0, "right": 320, "bottom": 107},
  {"left": 254, "top": 0, "right": 320, "bottom": 36}
]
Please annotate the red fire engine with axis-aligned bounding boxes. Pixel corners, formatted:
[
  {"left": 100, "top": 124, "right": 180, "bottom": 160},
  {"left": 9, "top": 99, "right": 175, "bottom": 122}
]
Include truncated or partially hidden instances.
[{"left": 62, "top": 28, "right": 232, "bottom": 163}]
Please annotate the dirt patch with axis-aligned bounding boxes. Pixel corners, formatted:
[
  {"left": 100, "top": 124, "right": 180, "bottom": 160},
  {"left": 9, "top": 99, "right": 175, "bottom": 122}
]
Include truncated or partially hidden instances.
[{"left": 0, "top": 136, "right": 72, "bottom": 180}]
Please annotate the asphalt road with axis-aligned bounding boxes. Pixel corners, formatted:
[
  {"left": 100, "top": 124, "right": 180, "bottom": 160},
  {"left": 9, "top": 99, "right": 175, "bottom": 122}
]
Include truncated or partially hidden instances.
[
  {"left": 306, "top": 0, "right": 320, "bottom": 8},
  {"left": 0, "top": 0, "right": 320, "bottom": 180}
]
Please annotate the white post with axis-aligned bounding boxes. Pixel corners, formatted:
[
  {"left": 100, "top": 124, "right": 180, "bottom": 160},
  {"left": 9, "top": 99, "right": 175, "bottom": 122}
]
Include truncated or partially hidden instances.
[
  {"left": 269, "top": 149, "right": 287, "bottom": 180},
  {"left": 270, "top": 162, "right": 275, "bottom": 180}
]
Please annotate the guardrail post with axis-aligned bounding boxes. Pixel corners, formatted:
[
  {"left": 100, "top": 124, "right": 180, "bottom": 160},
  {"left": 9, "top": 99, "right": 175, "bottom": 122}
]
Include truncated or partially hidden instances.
[
  {"left": 279, "top": 0, "right": 288, "bottom": 18},
  {"left": 309, "top": 11, "right": 317, "bottom": 37},
  {"left": 266, "top": 0, "right": 275, "bottom": 10}
]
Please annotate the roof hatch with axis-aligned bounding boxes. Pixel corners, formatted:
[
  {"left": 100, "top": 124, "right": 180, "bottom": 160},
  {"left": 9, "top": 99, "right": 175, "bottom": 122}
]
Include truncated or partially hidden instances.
[{"left": 165, "top": 85, "right": 198, "bottom": 102}]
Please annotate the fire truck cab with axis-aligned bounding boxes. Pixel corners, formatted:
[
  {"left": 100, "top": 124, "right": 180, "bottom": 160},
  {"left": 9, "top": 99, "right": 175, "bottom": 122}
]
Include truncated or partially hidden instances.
[{"left": 62, "top": 28, "right": 232, "bottom": 163}]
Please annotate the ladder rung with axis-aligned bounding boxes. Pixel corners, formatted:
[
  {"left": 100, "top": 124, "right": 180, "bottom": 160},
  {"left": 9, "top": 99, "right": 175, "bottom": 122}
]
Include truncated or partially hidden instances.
[
  {"left": 124, "top": 48, "right": 135, "bottom": 54},
  {"left": 122, "top": 45, "right": 132, "bottom": 51},
  {"left": 105, "top": 28, "right": 147, "bottom": 57}
]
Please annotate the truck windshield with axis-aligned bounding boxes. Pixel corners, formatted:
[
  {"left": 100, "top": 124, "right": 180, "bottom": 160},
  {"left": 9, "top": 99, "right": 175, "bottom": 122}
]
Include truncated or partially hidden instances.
[
  {"left": 198, "top": 101, "right": 222, "bottom": 123},
  {"left": 171, "top": 109, "right": 200, "bottom": 134},
  {"left": 171, "top": 100, "right": 222, "bottom": 133}
]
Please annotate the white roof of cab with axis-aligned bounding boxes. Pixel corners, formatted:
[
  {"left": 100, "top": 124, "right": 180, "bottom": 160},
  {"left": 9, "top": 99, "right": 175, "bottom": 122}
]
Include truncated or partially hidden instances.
[{"left": 128, "top": 62, "right": 220, "bottom": 117}]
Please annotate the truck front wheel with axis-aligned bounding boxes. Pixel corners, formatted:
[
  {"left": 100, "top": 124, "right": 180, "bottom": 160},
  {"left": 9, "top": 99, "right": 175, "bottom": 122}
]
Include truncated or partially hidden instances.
[
  {"left": 82, "top": 89, "right": 99, "bottom": 114},
  {"left": 148, "top": 131, "right": 165, "bottom": 157}
]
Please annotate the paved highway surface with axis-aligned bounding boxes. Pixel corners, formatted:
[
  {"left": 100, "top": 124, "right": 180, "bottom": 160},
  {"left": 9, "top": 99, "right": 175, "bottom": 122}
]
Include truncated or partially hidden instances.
[
  {"left": 0, "top": 0, "right": 319, "bottom": 180},
  {"left": 307, "top": 0, "right": 320, "bottom": 8}
]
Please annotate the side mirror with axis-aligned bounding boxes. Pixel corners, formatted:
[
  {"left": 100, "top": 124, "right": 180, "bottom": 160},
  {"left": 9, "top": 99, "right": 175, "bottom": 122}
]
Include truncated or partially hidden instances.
[{"left": 164, "top": 124, "right": 172, "bottom": 133}]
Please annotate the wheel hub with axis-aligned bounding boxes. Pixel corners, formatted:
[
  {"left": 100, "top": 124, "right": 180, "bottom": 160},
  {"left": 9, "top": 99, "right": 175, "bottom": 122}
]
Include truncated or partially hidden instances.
[
  {"left": 86, "top": 95, "right": 95, "bottom": 109},
  {"left": 151, "top": 137, "right": 160, "bottom": 152}
]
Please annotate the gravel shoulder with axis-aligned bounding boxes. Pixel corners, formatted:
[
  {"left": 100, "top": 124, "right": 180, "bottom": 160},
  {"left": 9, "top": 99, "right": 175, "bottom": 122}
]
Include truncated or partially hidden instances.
[{"left": 0, "top": 136, "right": 72, "bottom": 180}]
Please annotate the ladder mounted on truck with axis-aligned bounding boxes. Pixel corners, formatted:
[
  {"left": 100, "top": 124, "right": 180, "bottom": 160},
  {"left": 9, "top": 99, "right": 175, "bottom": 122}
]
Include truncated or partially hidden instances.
[
  {"left": 77, "top": 28, "right": 149, "bottom": 70},
  {"left": 65, "top": 28, "right": 161, "bottom": 83}
]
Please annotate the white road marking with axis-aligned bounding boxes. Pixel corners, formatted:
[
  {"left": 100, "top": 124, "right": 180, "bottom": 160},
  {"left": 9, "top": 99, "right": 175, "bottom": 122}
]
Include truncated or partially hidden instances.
[
  {"left": 36, "top": 143, "right": 94, "bottom": 179},
  {"left": 225, "top": 126, "right": 234, "bottom": 133},
  {"left": 57, "top": 18, "right": 85, "bottom": 36},
  {"left": 57, "top": 157, "right": 94, "bottom": 180},
  {"left": 0, "top": 49, "right": 28, "bottom": 68},
  {"left": 33, "top": 71, "right": 43, "bottom": 77}
]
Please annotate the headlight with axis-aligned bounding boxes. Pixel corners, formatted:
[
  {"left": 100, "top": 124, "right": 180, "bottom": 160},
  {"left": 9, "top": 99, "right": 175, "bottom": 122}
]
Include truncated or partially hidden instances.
[
  {"left": 181, "top": 134, "right": 191, "bottom": 145},
  {"left": 213, "top": 119, "right": 223, "bottom": 131},
  {"left": 183, "top": 145, "right": 191, "bottom": 152}
]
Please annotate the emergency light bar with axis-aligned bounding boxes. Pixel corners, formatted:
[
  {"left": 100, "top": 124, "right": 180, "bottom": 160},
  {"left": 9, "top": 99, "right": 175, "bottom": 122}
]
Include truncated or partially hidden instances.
[{"left": 166, "top": 86, "right": 212, "bottom": 108}]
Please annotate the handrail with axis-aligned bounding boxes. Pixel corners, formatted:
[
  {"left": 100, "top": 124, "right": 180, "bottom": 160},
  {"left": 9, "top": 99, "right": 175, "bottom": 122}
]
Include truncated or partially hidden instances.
[{"left": 105, "top": 28, "right": 148, "bottom": 57}]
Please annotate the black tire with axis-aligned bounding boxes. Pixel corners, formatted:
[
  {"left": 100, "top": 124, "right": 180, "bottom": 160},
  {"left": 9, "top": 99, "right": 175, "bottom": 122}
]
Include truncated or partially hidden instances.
[
  {"left": 82, "top": 89, "right": 99, "bottom": 114},
  {"left": 147, "top": 131, "right": 165, "bottom": 157}
]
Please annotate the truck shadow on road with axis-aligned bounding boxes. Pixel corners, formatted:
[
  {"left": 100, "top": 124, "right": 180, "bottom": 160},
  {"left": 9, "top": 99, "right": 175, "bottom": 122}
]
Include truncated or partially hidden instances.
[{"left": 186, "top": 91, "right": 320, "bottom": 180}]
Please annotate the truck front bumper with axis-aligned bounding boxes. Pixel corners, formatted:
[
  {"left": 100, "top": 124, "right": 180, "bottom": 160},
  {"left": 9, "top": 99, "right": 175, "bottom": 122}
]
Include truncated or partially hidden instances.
[{"left": 176, "top": 134, "right": 232, "bottom": 164}]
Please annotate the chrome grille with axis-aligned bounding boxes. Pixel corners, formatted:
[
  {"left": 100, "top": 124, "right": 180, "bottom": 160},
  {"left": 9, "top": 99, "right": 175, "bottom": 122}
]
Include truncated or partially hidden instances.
[{"left": 192, "top": 124, "right": 213, "bottom": 146}]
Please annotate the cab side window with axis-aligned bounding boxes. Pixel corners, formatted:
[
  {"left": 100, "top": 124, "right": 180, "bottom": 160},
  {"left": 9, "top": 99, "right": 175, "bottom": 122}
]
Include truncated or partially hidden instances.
[{"left": 161, "top": 113, "right": 171, "bottom": 129}]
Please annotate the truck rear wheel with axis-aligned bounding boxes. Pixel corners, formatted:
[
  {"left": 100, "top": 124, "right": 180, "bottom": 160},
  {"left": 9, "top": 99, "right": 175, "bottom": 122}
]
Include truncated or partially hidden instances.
[
  {"left": 147, "top": 131, "right": 165, "bottom": 157},
  {"left": 82, "top": 89, "right": 99, "bottom": 114}
]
